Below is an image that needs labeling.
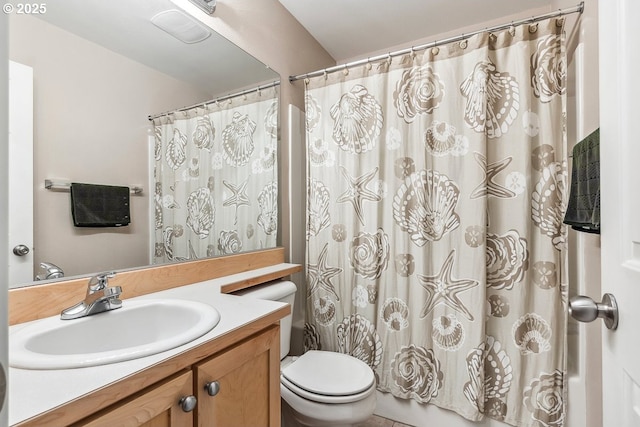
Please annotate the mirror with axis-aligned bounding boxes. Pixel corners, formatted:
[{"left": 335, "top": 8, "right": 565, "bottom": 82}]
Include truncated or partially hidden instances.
[{"left": 7, "top": 0, "right": 280, "bottom": 288}]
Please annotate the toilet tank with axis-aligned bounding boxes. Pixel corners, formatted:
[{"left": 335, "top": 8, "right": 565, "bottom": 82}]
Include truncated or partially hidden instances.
[{"left": 233, "top": 280, "right": 296, "bottom": 360}]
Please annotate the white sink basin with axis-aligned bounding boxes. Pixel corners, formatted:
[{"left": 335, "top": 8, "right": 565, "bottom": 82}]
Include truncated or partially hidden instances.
[{"left": 10, "top": 299, "right": 221, "bottom": 370}]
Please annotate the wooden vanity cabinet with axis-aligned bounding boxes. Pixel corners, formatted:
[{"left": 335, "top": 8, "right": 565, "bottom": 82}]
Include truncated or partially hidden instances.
[
  {"left": 71, "top": 325, "right": 281, "bottom": 427},
  {"left": 72, "top": 371, "right": 195, "bottom": 427},
  {"left": 195, "top": 324, "right": 281, "bottom": 427}
]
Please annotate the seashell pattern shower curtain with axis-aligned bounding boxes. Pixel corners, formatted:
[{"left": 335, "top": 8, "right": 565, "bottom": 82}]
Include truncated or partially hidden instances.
[
  {"left": 152, "top": 88, "right": 278, "bottom": 263},
  {"left": 304, "top": 19, "right": 568, "bottom": 427}
]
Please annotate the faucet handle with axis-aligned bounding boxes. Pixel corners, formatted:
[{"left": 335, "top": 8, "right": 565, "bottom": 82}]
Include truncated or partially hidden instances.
[{"left": 88, "top": 272, "right": 116, "bottom": 292}]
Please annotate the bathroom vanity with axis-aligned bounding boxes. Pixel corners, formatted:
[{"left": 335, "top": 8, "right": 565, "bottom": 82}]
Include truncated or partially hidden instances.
[
  {"left": 77, "top": 325, "right": 280, "bottom": 427},
  {"left": 8, "top": 248, "right": 301, "bottom": 427}
]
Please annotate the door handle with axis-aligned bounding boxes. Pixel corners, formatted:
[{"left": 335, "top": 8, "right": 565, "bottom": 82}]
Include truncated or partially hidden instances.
[
  {"left": 569, "top": 293, "right": 618, "bottom": 330},
  {"left": 13, "top": 245, "right": 30, "bottom": 256}
]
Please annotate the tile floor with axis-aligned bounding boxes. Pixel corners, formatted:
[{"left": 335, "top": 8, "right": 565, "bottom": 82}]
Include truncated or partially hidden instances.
[{"left": 356, "top": 415, "right": 414, "bottom": 427}]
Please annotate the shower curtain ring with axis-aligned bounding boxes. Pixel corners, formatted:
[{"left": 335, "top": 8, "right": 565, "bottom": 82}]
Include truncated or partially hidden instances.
[
  {"left": 343, "top": 64, "right": 349, "bottom": 76},
  {"left": 366, "top": 58, "right": 372, "bottom": 70}
]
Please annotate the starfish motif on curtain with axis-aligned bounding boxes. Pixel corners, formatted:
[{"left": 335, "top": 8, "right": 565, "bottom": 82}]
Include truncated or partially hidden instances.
[
  {"left": 336, "top": 166, "right": 381, "bottom": 225},
  {"left": 470, "top": 152, "right": 516, "bottom": 199},
  {"left": 307, "top": 243, "right": 342, "bottom": 301},
  {"left": 223, "top": 179, "right": 250, "bottom": 218},
  {"left": 417, "top": 249, "right": 479, "bottom": 321}
]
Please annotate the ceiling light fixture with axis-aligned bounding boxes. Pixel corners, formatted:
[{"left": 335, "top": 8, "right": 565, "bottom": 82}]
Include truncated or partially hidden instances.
[
  {"left": 187, "top": 0, "right": 216, "bottom": 15},
  {"left": 150, "top": 9, "right": 211, "bottom": 44}
]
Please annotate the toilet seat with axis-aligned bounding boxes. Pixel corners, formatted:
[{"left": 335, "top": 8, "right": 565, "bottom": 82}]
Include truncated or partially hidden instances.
[
  {"left": 281, "top": 375, "right": 376, "bottom": 404},
  {"left": 281, "top": 351, "right": 375, "bottom": 404}
]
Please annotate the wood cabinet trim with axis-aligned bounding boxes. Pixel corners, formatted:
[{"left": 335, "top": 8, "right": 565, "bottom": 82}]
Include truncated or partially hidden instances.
[
  {"left": 195, "top": 326, "right": 279, "bottom": 427},
  {"left": 269, "top": 326, "right": 281, "bottom": 426},
  {"left": 70, "top": 371, "right": 194, "bottom": 427},
  {"left": 219, "top": 264, "right": 301, "bottom": 294},
  {"left": 195, "top": 324, "right": 277, "bottom": 377}
]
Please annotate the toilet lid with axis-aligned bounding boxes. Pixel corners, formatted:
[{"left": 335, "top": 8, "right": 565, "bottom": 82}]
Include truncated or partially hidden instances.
[{"left": 281, "top": 351, "right": 374, "bottom": 396}]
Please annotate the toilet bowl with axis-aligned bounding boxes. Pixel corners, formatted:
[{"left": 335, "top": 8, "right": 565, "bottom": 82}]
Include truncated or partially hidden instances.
[
  {"left": 280, "top": 351, "right": 377, "bottom": 427},
  {"left": 235, "top": 281, "right": 377, "bottom": 427}
]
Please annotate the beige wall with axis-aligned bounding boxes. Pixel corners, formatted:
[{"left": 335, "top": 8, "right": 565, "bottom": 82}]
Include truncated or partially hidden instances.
[
  {"left": 9, "top": 15, "right": 208, "bottom": 281},
  {"left": 340, "top": 6, "right": 554, "bottom": 64}
]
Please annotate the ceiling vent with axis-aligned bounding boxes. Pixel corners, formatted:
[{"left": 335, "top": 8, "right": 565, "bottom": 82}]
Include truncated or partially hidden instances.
[{"left": 151, "top": 9, "right": 211, "bottom": 44}]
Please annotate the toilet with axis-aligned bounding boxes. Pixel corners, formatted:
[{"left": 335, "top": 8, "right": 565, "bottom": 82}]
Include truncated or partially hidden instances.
[{"left": 235, "top": 280, "right": 377, "bottom": 427}]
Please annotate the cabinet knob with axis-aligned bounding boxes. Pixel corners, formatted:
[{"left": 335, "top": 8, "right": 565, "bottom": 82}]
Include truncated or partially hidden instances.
[
  {"left": 205, "top": 381, "right": 220, "bottom": 397},
  {"left": 179, "top": 395, "right": 197, "bottom": 412}
]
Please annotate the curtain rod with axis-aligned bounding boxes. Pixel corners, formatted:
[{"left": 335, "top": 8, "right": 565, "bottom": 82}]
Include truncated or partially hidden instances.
[
  {"left": 290, "top": 1, "right": 584, "bottom": 82},
  {"left": 148, "top": 80, "right": 281, "bottom": 121}
]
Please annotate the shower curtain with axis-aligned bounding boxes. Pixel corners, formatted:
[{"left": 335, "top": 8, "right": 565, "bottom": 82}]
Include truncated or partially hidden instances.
[
  {"left": 152, "top": 87, "right": 278, "bottom": 263},
  {"left": 304, "top": 18, "right": 567, "bottom": 427}
]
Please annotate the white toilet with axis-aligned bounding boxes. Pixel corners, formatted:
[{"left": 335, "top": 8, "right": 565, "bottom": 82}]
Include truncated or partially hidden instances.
[{"left": 236, "top": 280, "right": 377, "bottom": 427}]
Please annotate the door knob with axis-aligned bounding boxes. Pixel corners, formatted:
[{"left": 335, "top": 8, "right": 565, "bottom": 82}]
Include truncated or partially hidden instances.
[
  {"left": 569, "top": 293, "right": 618, "bottom": 330},
  {"left": 13, "top": 245, "right": 30, "bottom": 256}
]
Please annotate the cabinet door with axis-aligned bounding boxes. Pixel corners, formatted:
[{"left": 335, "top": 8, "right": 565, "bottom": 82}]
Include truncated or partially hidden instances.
[
  {"left": 73, "top": 371, "right": 195, "bottom": 427},
  {"left": 195, "top": 325, "right": 280, "bottom": 427}
]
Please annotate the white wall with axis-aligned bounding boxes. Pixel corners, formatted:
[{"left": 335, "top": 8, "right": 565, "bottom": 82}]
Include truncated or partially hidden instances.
[
  {"left": 8, "top": 15, "right": 208, "bottom": 281},
  {"left": 0, "top": 10, "right": 10, "bottom": 426}
]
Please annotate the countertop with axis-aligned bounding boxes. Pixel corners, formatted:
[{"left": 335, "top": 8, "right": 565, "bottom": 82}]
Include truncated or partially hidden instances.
[{"left": 8, "top": 272, "right": 290, "bottom": 426}]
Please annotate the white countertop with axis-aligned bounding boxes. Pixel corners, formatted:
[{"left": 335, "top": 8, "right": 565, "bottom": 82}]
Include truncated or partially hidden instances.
[{"left": 8, "top": 273, "right": 289, "bottom": 426}]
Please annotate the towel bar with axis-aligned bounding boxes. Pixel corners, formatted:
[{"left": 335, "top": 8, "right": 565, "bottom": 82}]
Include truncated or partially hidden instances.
[{"left": 44, "top": 179, "right": 143, "bottom": 195}]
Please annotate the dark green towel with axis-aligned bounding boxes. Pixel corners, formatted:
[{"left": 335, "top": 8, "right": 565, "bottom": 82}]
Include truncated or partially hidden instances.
[
  {"left": 70, "top": 183, "right": 131, "bottom": 227},
  {"left": 563, "top": 128, "right": 600, "bottom": 234}
]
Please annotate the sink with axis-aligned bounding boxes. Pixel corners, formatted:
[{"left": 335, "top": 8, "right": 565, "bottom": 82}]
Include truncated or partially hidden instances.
[{"left": 10, "top": 299, "right": 221, "bottom": 370}]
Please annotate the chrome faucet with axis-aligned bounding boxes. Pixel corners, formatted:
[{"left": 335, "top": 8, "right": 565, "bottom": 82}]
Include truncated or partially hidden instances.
[
  {"left": 35, "top": 262, "right": 65, "bottom": 281},
  {"left": 60, "top": 272, "right": 123, "bottom": 320}
]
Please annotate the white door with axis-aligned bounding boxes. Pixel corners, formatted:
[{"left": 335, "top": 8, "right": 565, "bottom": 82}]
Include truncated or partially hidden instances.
[
  {"left": 1, "top": 12, "right": 9, "bottom": 425},
  {"left": 598, "top": 0, "right": 640, "bottom": 425},
  {"left": 8, "top": 61, "right": 33, "bottom": 286}
]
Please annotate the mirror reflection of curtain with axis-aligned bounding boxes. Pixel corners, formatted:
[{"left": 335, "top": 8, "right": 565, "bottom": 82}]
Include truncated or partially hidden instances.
[
  {"left": 304, "top": 19, "right": 568, "bottom": 427},
  {"left": 152, "top": 87, "right": 278, "bottom": 263}
]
